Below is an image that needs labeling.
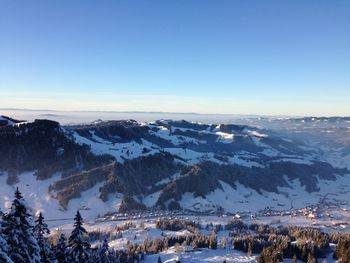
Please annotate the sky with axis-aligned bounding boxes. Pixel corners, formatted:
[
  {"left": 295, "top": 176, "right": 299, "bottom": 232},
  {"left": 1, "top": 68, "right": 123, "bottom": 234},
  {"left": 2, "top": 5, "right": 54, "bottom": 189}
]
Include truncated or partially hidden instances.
[{"left": 0, "top": 0, "right": 349, "bottom": 116}]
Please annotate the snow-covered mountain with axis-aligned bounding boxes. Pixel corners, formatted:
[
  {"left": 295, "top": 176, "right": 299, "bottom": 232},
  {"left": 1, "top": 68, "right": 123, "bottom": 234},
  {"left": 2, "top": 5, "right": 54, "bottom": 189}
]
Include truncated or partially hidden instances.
[
  {"left": 0, "top": 115, "right": 22, "bottom": 127},
  {"left": 0, "top": 116, "right": 349, "bottom": 219}
]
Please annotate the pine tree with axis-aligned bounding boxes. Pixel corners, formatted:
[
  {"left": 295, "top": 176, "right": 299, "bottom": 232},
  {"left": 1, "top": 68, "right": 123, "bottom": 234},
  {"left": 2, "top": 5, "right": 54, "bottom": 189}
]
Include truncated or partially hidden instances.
[
  {"left": 98, "top": 238, "right": 110, "bottom": 263},
  {"left": 68, "top": 210, "right": 90, "bottom": 263},
  {"left": 307, "top": 253, "right": 316, "bottom": 263},
  {"left": 209, "top": 231, "right": 217, "bottom": 249},
  {"left": 53, "top": 233, "right": 69, "bottom": 263},
  {"left": 34, "top": 212, "right": 51, "bottom": 263},
  {"left": 220, "top": 237, "right": 226, "bottom": 249},
  {"left": 2, "top": 188, "right": 41, "bottom": 263},
  {"left": 0, "top": 211, "right": 13, "bottom": 263}
]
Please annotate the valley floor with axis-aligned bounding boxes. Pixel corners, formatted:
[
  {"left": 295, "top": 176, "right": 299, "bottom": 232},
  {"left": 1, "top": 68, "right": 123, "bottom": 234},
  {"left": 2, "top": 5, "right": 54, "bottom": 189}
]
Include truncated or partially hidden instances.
[
  {"left": 143, "top": 247, "right": 256, "bottom": 263},
  {"left": 50, "top": 209, "right": 347, "bottom": 263}
]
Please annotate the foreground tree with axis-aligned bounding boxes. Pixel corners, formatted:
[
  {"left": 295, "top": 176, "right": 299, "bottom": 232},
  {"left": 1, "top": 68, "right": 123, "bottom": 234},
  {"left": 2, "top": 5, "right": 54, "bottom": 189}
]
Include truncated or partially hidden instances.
[
  {"left": 98, "top": 238, "right": 110, "bottom": 263},
  {"left": 34, "top": 212, "right": 51, "bottom": 263},
  {"left": 53, "top": 233, "right": 69, "bottom": 263},
  {"left": 68, "top": 210, "right": 91, "bottom": 263},
  {"left": 0, "top": 212, "right": 13, "bottom": 263},
  {"left": 2, "top": 188, "right": 41, "bottom": 263}
]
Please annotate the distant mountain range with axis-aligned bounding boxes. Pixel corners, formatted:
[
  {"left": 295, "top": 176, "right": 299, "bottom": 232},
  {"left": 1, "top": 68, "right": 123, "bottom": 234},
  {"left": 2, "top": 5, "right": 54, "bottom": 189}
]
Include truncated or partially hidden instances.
[{"left": 0, "top": 115, "right": 349, "bottom": 219}]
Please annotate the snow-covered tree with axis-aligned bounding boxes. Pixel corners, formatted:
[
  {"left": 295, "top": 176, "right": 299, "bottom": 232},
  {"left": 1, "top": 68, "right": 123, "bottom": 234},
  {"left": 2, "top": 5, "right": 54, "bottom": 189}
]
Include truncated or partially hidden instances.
[
  {"left": 53, "top": 233, "right": 69, "bottom": 263},
  {"left": 0, "top": 211, "right": 13, "bottom": 263},
  {"left": 98, "top": 238, "right": 110, "bottom": 263},
  {"left": 307, "top": 253, "right": 316, "bottom": 263},
  {"left": 219, "top": 237, "right": 227, "bottom": 249},
  {"left": 2, "top": 188, "right": 41, "bottom": 263},
  {"left": 68, "top": 210, "right": 90, "bottom": 263},
  {"left": 209, "top": 231, "right": 217, "bottom": 249},
  {"left": 34, "top": 212, "right": 51, "bottom": 263}
]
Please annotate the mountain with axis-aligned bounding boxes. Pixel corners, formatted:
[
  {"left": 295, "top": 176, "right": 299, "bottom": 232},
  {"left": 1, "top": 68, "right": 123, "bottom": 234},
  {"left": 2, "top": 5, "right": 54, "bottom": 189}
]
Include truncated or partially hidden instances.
[
  {"left": 0, "top": 117, "right": 349, "bottom": 219},
  {"left": 0, "top": 115, "right": 22, "bottom": 127}
]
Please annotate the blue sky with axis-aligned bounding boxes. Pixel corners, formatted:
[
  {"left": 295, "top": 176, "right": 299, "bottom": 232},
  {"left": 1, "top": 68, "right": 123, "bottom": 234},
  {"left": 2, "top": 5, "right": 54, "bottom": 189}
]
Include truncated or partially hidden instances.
[{"left": 0, "top": 0, "right": 349, "bottom": 116}]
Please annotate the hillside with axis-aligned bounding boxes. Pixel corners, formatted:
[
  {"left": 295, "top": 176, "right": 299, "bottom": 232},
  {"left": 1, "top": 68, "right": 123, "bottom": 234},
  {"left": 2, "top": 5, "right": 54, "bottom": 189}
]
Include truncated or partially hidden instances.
[{"left": 0, "top": 117, "right": 349, "bottom": 219}]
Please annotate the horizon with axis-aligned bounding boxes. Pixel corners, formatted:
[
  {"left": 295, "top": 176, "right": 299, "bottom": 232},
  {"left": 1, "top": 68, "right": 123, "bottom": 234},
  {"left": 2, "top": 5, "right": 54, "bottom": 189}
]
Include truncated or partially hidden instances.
[
  {"left": 1, "top": 1, "right": 349, "bottom": 116},
  {"left": 3, "top": 106, "right": 350, "bottom": 117},
  {"left": 2, "top": 107, "right": 350, "bottom": 126}
]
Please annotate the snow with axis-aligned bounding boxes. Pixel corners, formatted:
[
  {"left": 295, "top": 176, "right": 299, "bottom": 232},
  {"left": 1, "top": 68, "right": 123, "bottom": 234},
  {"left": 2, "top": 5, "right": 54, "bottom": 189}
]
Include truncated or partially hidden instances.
[
  {"left": 2, "top": 117, "right": 350, "bottom": 234},
  {"left": 247, "top": 130, "right": 268, "bottom": 138},
  {"left": 67, "top": 120, "right": 334, "bottom": 171},
  {"left": 282, "top": 138, "right": 293, "bottom": 143},
  {"left": 149, "top": 125, "right": 205, "bottom": 145},
  {"left": 215, "top": 131, "right": 235, "bottom": 144},
  {"left": 54, "top": 218, "right": 259, "bottom": 262},
  {"left": 318, "top": 145, "right": 350, "bottom": 169},
  {"left": 213, "top": 124, "right": 221, "bottom": 132},
  {"left": 260, "top": 148, "right": 280, "bottom": 157},
  {"left": 227, "top": 155, "right": 264, "bottom": 168},
  {"left": 143, "top": 191, "right": 162, "bottom": 207},
  {"left": 143, "top": 248, "right": 257, "bottom": 263},
  {"left": 170, "top": 126, "right": 199, "bottom": 133},
  {"left": 0, "top": 172, "right": 123, "bottom": 225},
  {"left": 72, "top": 131, "right": 158, "bottom": 162},
  {"left": 0, "top": 116, "right": 15, "bottom": 125},
  {"left": 155, "top": 173, "right": 181, "bottom": 186},
  {"left": 164, "top": 148, "right": 263, "bottom": 167},
  {"left": 176, "top": 172, "right": 350, "bottom": 214},
  {"left": 1, "top": 166, "right": 348, "bottom": 226},
  {"left": 59, "top": 215, "right": 339, "bottom": 262},
  {"left": 271, "top": 158, "right": 313, "bottom": 165},
  {"left": 177, "top": 180, "right": 295, "bottom": 213},
  {"left": 163, "top": 147, "right": 214, "bottom": 165},
  {"left": 243, "top": 131, "right": 294, "bottom": 160},
  {"left": 1, "top": 161, "right": 349, "bottom": 227}
]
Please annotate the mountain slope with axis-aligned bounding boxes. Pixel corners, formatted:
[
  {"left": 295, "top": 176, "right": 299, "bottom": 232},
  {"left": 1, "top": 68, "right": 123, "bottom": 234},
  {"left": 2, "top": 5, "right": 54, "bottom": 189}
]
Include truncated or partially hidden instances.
[{"left": 0, "top": 117, "right": 349, "bottom": 219}]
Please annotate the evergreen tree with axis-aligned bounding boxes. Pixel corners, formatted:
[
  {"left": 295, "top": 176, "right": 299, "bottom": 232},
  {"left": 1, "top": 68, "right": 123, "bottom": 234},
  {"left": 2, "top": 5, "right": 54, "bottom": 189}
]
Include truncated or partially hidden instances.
[
  {"left": 0, "top": 212, "right": 13, "bottom": 263},
  {"left": 209, "top": 231, "right": 217, "bottom": 249},
  {"left": 68, "top": 210, "right": 90, "bottom": 263},
  {"left": 53, "top": 234, "right": 69, "bottom": 263},
  {"left": 98, "top": 238, "right": 110, "bottom": 263},
  {"left": 2, "top": 188, "right": 41, "bottom": 263},
  {"left": 219, "top": 237, "right": 226, "bottom": 249},
  {"left": 34, "top": 212, "right": 51, "bottom": 263},
  {"left": 307, "top": 253, "right": 316, "bottom": 263}
]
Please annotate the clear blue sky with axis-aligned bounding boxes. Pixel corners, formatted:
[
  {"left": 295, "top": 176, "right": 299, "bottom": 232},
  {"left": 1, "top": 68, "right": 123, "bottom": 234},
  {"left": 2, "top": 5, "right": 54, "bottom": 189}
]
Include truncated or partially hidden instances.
[{"left": 0, "top": 0, "right": 349, "bottom": 116}]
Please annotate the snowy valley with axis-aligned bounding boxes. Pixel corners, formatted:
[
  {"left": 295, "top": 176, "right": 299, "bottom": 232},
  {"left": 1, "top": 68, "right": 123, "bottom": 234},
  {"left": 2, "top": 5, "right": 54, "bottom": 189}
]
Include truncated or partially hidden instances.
[{"left": 1, "top": 115, "right": 350, "bottom": 262}]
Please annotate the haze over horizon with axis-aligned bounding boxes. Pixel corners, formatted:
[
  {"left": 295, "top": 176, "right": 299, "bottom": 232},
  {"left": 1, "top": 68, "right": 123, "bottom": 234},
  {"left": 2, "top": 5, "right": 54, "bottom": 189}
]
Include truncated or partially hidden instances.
[
  {"left": 2, "top": 108, "right": 350, "bottom": 127},
  {"left": 1, "top": 0, "right": 349, "bottom": 116}
]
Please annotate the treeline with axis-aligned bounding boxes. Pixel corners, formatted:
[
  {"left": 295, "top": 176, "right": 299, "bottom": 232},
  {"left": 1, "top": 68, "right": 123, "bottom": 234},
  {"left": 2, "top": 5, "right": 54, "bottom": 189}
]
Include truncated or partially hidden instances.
[
  {"left": 0, "top": 188, "right": 143, "bottom": 263},
  {"left": 0, "top": 189, "right": 218, "bottom": 263},
  {"left": 333, "top": 233, "right": 350, "bottom": 263},
  {"left": 230, "top": 222, "right": 350, "bottom": 263},
  {"left": 2, "top": 189, "right": 350, "bottom": 263},
  {"left": 149, "top": 218, "right": 350, "bottom": 262},
  {"left": 155, "top": 218, "right": 201, "bottom": 233}
]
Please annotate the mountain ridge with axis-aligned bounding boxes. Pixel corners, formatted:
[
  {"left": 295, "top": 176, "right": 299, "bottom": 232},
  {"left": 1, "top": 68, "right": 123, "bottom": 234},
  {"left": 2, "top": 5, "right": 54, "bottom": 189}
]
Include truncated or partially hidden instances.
[{"left": 0, "top": 116, "right": 349, "bottom": 219}]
